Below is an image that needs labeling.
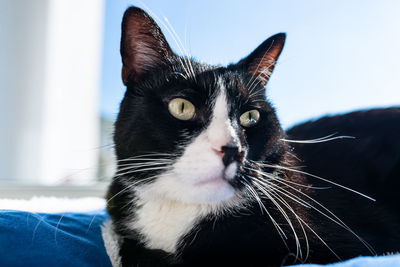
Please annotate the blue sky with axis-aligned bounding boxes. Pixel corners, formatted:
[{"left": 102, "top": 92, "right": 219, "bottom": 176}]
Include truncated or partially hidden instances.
[{"left": 101, "top": 0, "right": 400, "bottom": 129}]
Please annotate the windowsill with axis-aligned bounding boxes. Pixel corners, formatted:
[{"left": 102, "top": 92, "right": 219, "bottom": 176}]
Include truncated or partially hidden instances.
[{"left": 0, "top": 182, "right": 108, "bottom": 199}]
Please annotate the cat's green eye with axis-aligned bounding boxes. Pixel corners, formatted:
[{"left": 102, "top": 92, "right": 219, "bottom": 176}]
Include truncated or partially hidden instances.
[
  {"left": 168, "top": 98, "right": 195, "bottom": 120},
  {"left": 240, "top": 109, "right": 260, "bottom": 127}
]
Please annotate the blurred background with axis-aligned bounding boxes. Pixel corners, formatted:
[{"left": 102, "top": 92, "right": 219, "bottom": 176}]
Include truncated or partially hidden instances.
[{"left": 0, "top": 0, "right": 399, "bottom": 197}]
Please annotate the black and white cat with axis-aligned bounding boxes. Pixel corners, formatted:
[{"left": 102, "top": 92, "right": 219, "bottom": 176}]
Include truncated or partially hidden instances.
[{"left": 104, "top": 6, "right": 400, "bottom": 267}]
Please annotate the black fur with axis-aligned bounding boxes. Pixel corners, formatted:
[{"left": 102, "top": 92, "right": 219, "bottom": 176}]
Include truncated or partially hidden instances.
[
  {"left": 287, "top": 107, "right": 400, "bottom": 258},
  {"left": 107, "top": 6, "right": 400, "bottom": 267}
]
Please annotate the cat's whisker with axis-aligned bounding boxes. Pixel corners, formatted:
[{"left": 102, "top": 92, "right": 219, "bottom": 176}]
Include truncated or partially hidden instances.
[
  {"left": 248, "top": 167, "right": 360, "bottom": 225},
  {"left": 115, "top": 160, "right": 173, "bottom": 166},
  {"left": 120, "top": 195, "right": 139, "bottom": 211},
  {"left": 254, "top": 162, "right": 376, "bottom": 202},
  {"left": 280, "top": 134, "right": 355, "bottom": 144},
  {"left": 117, "top": 159, "right": 173, "bottom": 165},
  {"left": 243, "top": 165, "right": 329, "bottom": 190},
  {"left": 114, "top": 166, "right": 171, "bottom": 179},
  {"left": 54, "top": 213, "right": 65, "bottom": 244},
  {"left": 245, "top": 40, "right": 276, "bottom": 88},
  {"left": 112, "top": 164, "right": 171, "bottom": 179},
  {"left": 138, "top": 2, "right": 192, "bottom": 79},
  {"left": 248, "top": 168, "right": 376, "bottom": 255},
  {"left": 241, "top": 179, "right": 285, "bottom": 236},
  {"left": 115, "top": 163, "right": 171, "bottom": 171},
  {"left": 252, "top": 177, "right": 311, "bottom": 209},
  {"left": 247, "top": 66, "right": 273, "bottom": 95},
  {"left": 247, "top": 87, "right": 267, "bottom": 100},
  {"left": 117, "top": 158, "right": 174, "bottom": 165},
  {"left": 106, "top": 177, "right": 157, "bottom": 205},
  {"left": 270, "top": 187, "right": 342, "bottom": 261},
  {"left": 262, "top": 187, "right": 310, "bottom": 262},
  {"left": 247, "top": 60, "right": 276, "bottom": 97},
  {"left": 163, "top": 16, "right": 196, "bottom": 81},
  {"left": 272, "top": 176, "right": 330, "bottom": 190},
  {"left": 115, "top": 152, "right": 175, "bottom": 160},
  {"left": 240, "top": 177, "right": 266, "bottom": 216},
  {"left": 113, "top": 167, "right": 169, "bottom": 180},
  {"left": 162, "top": 23, "right": 193, "bottom": 79},
  {"left": 116, "top": 158, "right": 174, "bottom": 163},
  {"left": 116, "top": 162, "right": 172, "bottom": 172},
  {"left": 249, "top": 178, "right": 303, "bottom": 261},
  {"left": 87, "top": 175, "right": 161, "bottom": 233},
  {"left": 113, "top": 154, "right": 176, "bottom": 175},
  {"left": 31, "top": 213, "right": 46, "bottom": 242},
  {"left": 254, "top": 177, "right": 337, "bottom": 261},
  {"left": 240, "top": 180, "right": 288, "bottom": 242},
  {"left": 274, "top": 192, "right": 310, "bottom": 263}
]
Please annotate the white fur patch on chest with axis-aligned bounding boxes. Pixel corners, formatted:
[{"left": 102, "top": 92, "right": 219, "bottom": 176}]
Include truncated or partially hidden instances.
[{"left": 127, "top": 188, "right": 214, "bottom": 254}]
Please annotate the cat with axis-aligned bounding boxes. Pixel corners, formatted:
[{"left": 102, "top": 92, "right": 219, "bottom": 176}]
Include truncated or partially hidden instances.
[{"left": 104, "top": 6, "right": 400, "bottom": 267}]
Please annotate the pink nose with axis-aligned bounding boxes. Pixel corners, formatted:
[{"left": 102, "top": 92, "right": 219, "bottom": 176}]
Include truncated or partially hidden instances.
[
  {"left": 212, "top": 146, "right": 240, "bottom": 166},
  {"left": 212, "top": 148, "right": 224, "bottom": 158}
]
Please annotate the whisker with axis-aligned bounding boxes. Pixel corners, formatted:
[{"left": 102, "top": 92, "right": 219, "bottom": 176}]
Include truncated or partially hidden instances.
[
  {"left": 116, "top": 153, "right": 175, "bottom": 161},
  {"left": 107, "top": 176, "right": 159, "bottom": 205},
  {"left": 138, "top": 2, "right": 192, "bottom": 79},
  {"left": 163, "top": 16, "right": 196, "bottom": 81},
  {"left": 249, "top": 169, "right": 376, "bottom": 255},
  {"left": 281, "top": 133, "right": 355, "bottom": 144},
  {"left": 254, "top": 177, "right": 339, "bottom": 260},
  {"left": 245, "top": 40, "right": 276, "bottom": 89},
  {"left": 262, "top": 185, "right": 310, "bottom": 263},
  {"left": 270, "top": 187, "right": 342, "bottom": 261},
  {"left": 240, "top": 179, "right": 288, "bottom": 241},
  {"left": 244, "top": 165, "right": 330, "bottom": 190},
  {"left": 31, "top": 213, "right": 46, "bottom": 242},
  {"left": 87, "top": 175, "right": 160, "bottom": 232},
  {"left": 253, "top": 177, "right": 311, "bottom": 209},
  {"left": 116, "top": 158, "right": 174, "bottom": 164},
  {"left": 116, "top": 162, "right": 171, "bottom": 173},
  {"left": 247, "top": 66, "right": 273, "bottom": 95},
  {"left": 114, "top": 166, "right": 171, "bottom": 179},
  {"left": 252, "top": 161, "right": 376, "bottom": 202},
  {"left": 54, "top": 213, "right": 65, "bottom": 244},
  {"left": 250, "top": 179, "right": 302, "bottom": 260}
]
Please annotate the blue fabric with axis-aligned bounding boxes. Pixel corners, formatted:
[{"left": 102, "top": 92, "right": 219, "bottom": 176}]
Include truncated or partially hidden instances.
[
  {"left": 291, "top": 254, "right": 400, "bottom": 267},
  {"left": 0, "top": 209, "right": 398, "bottom": 267},
  {"left": 0, "top": 209, "right": 111, "bottom": 267}
]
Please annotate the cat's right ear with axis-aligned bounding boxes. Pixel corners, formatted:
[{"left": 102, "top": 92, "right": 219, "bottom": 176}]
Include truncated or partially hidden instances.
[
  {"left": 237, "top": 33, "right": 286, "bottom": 88},
  {"left": 120, "top": 7, "right": 174, "bottom": 85}
]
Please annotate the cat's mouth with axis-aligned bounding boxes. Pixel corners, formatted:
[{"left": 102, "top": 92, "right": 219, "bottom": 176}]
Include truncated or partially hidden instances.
[
  {"left": 194, "top": 162, "right": 238, "bottom": 187},
  {"left": 195, "top": 176, "right": 226, "bottom": 186}
]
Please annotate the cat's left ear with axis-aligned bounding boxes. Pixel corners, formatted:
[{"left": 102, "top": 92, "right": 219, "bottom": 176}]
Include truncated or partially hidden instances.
[
  {"left": 120, "top": 7, "right": 175, "bottom": 84},
  {"left": 237, "top": 33, "right": 286, "bottom": 87}
]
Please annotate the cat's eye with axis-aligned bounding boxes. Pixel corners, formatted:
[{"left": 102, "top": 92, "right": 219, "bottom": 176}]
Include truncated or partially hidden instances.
[
  {"left": 168, "top": 98, "right": 195, "bottom": 120},
  {"left": 240, "top": 110, "right": 260, "bottom": 127}
]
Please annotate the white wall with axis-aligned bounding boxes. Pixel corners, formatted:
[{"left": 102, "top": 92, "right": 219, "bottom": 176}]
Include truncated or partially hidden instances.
[{"left": 0, "top": 0, "right": 104, "bottom": 184}]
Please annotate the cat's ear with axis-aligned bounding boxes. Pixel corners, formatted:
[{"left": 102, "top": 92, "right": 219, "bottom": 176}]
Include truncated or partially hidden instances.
[
  {"left": 120, "top": 7, "right": 174, "bottom": 84},
  {"left": 238, "top": 33, "right": 286, "bottom": 87}
]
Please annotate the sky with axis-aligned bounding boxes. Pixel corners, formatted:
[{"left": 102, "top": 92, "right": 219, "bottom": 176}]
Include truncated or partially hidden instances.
[{"left": 100, "top": 0, "right": 400, "bottom": 129}]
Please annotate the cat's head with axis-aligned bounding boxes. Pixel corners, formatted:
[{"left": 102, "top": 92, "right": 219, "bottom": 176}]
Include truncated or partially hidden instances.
[{"left": 113, "top": 7, "right": 286, "bottom": 205}]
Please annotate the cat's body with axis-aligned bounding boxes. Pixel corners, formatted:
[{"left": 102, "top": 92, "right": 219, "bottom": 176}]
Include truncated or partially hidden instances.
[
  {"left": 288, "top": 107, "right": 400, "bottom": 258},
  {"left": 105, "top": 6, "right": 400, "bottom": 266}
]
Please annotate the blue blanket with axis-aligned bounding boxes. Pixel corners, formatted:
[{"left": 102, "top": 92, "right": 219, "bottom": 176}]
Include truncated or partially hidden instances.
[
  {"left": 0, "top": 210, "right": 111, "bottom": 267},
  {"left": 291, "top": 254, "right": 400, "bottom": 267},
  {"left": 0, "top": 209, "right": 398, "bottom": 266}
]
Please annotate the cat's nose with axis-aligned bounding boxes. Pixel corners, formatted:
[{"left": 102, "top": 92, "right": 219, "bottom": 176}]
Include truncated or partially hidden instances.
[{"left": 221, "top": 146, "right": 240, "bottom": 166}]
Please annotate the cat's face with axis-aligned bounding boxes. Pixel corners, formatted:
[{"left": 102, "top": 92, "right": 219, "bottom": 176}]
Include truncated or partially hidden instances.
[{"left": 114, "top": 7, "right": 286, "bottom": 204}]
